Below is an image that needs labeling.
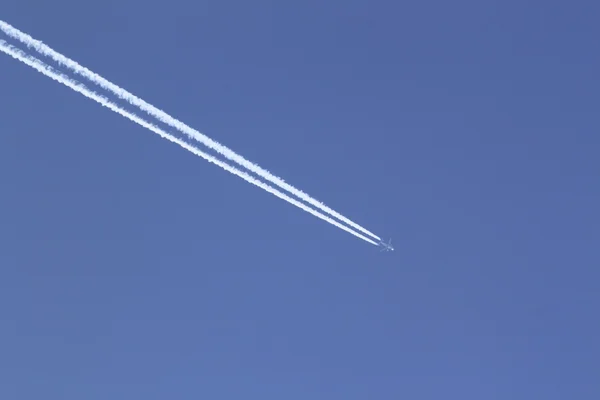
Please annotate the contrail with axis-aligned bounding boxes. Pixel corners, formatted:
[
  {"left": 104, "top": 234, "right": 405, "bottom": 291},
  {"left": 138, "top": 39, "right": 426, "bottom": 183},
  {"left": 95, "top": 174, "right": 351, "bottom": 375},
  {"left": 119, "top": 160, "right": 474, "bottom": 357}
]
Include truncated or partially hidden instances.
[
  {"left": 0, "top": 40, "right": 378, "bottom": 246},
  {"left": 0, "top": 20, "right": 381, "bottom": 242}
]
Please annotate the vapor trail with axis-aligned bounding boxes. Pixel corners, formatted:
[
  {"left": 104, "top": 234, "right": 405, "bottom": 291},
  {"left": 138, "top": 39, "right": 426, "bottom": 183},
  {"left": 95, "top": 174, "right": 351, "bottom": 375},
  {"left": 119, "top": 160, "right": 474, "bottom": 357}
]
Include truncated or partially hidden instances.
[
  {"left": 0, "top": 20, "right": 380, "bottom": 242},
  {"left": 0, "top": 40, "right": 378, "bottom": 246}
]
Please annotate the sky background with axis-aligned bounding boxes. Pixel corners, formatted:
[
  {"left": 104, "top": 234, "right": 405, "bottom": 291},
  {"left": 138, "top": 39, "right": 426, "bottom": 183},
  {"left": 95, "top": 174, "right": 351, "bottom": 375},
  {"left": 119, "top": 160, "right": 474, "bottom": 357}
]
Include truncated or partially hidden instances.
[{"left": 1, "top": 1, "right": 599, "bottom": 398}]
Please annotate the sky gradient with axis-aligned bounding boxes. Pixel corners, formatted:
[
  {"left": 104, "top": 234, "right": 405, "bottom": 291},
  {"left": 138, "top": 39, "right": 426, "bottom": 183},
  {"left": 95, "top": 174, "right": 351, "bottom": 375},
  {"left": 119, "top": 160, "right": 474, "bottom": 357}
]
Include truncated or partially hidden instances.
[{"left": 1, "top": 1, "right": 599, "bottom": 398}]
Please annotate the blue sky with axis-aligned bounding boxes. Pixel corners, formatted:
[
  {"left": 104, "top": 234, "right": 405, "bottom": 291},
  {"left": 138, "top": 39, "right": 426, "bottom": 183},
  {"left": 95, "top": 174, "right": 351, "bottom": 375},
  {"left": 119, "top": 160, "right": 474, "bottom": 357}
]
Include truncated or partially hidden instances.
[{"left": 1, "top": 1, "right": 598, "bottom": 398}]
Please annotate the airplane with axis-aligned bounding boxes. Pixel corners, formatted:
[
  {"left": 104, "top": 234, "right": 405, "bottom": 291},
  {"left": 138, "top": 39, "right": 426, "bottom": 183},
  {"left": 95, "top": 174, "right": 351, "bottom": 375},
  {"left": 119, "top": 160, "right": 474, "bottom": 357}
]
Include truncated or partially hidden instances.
[{"left": 379, "top": 238, "right": 394, "bottom": 252}]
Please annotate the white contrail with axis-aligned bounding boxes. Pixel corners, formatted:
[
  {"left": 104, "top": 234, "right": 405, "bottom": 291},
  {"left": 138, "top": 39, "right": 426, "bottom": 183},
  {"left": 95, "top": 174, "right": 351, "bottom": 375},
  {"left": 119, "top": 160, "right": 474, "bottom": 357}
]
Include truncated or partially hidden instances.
[
  {"left": 0, "top": 40, "right": 378, "bottom": 246},
  {"left": 0, "top": 20, "right": 381, "bottom": 242}
]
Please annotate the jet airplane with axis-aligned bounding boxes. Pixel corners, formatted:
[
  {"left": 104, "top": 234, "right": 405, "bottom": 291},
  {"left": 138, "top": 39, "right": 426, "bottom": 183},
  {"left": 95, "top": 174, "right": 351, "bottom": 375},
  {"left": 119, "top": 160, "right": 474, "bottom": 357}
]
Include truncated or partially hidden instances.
[{"left": 379, "top": 238, "right": 394, "bottom": 252}]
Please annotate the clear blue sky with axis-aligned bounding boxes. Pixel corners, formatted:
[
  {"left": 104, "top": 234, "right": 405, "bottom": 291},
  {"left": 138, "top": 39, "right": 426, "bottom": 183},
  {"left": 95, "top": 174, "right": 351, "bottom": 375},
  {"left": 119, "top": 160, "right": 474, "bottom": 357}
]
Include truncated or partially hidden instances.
[{"left": 1, "top": 1, "right": 598, "bottom": 398}]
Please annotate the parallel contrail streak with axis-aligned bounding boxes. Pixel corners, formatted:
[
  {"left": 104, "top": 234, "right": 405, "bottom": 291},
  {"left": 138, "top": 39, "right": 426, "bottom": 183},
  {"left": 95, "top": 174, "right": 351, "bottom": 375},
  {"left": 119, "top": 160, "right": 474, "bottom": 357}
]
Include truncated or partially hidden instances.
[
  {"left": 0, "top": 40, "right": 378, "bottom": 246},
  {"left": 0, "top": 20, "right": 381, "bottom": 242}
]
